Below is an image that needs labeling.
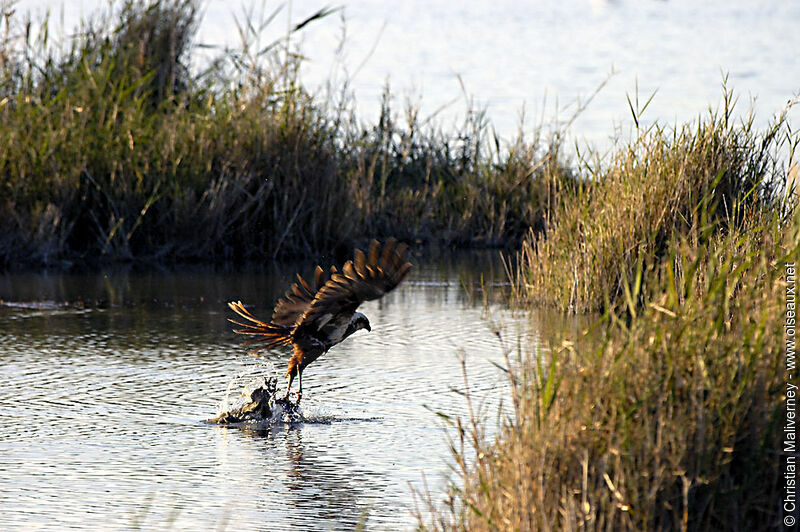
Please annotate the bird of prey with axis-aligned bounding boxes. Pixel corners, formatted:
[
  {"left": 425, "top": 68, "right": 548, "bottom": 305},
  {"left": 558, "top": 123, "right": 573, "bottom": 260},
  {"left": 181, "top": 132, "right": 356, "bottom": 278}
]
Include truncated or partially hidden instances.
[{"left": 228, "top": 238, "right": 412, "bottom": 401}]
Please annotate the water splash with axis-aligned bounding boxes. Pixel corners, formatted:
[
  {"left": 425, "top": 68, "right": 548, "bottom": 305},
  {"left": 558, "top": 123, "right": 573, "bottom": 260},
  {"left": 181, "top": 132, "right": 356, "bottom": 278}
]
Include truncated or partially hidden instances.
[{"left": 211, "top": 376, "right": 305, "bottom": 425}]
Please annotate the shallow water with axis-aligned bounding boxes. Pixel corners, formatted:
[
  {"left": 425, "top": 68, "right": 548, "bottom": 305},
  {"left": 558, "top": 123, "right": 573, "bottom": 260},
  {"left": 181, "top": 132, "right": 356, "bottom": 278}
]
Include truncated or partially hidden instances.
[{"left": 0, "top": 251, "right": 570, "bottom": 530}]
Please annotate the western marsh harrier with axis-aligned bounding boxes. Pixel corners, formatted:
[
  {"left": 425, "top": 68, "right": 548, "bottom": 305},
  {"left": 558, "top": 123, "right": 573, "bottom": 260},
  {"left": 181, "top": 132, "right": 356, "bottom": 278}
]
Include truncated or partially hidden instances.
[{"left": 228, "top": 239, "right": 412, "bottom": 401}]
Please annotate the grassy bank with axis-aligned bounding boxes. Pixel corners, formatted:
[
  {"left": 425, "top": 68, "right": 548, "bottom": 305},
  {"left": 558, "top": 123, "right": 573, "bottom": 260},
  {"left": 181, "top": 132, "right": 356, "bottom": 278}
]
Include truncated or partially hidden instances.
[
  {"left": 420, "top": 100, "right": 798, "bottom": 528},
  {"left": 514, "top": 89, "right": 794, "bottom": 313},
  {"left": 0, "top": 0, "right": 569, "bottom": 268}
]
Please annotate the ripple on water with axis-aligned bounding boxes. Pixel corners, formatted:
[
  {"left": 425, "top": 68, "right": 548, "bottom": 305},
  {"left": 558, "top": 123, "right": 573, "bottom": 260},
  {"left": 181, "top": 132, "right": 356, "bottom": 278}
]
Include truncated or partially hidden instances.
[{"left": 0, "top": 259, "right": 554, "bottom": 530}]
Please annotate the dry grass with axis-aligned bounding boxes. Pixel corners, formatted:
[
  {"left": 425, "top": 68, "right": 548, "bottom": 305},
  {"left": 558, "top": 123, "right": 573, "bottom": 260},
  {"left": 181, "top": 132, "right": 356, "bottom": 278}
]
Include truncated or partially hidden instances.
[
  {"left": 418, "top": 101, "right": 799, "bottom": 530},
  {"left": 515, "top": 89, "right": 795, "bottom": 313},
  {"left": 421, "top": 208, "right": 797, "bottom": 531},
  {"left": 0, "top": 0, "right": 570, "bottom": 268}
]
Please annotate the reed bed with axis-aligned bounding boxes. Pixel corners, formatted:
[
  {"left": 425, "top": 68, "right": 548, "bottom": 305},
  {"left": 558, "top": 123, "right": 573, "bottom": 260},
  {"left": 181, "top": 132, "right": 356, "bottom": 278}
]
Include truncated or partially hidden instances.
[
  {"left": 5, "top": 2, "right": 797, "bottom": 529},
  {"left": 419, "top": 100, "right": 798, "bottom": 529},
  {"left": 0, "top": 0, "right": 568, "bottom": 268},
  {"left": 514, "top": 89, "right": 795, "bottom": 313}
]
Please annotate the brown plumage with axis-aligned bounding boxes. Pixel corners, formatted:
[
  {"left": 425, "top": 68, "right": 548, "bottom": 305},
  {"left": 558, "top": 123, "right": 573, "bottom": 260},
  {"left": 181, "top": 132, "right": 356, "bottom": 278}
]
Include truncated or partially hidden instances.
[{"left": 228, "top": 238, "right": 412, "bottom": 400}]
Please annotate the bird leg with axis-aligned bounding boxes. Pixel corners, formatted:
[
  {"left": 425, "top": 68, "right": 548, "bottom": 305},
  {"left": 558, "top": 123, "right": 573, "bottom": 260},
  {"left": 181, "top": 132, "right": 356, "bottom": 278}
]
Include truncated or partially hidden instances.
[
  {"left": 285, "top": 371, "right": 295, "bottom": 401},
  {"left": 296, "top": 370, "right": 303, "bottom": 403}
]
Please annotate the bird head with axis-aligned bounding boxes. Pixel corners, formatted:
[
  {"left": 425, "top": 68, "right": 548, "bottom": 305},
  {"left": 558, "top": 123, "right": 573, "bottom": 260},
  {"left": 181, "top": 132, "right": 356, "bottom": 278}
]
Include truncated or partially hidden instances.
[{"left": 353, "top": 312, "right": 371, "bottom": 332}]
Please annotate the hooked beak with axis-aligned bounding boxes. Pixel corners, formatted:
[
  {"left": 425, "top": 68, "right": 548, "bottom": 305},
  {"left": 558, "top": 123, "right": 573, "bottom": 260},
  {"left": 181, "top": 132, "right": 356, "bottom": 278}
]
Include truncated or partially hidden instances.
[{"left": 366, "top": 323, "right": 372, "bottom": 332}]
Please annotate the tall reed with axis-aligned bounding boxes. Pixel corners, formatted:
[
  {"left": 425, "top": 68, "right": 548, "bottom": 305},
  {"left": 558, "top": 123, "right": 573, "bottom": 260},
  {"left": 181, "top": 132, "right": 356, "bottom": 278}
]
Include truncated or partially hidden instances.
[
  {"left": 0, "top": 0, "right": 568, "bottom": 268},
  {"left": 515, "top": 90, "right": 795, "bottom": 313},
  {"left": 418, "top": 100, "right": 798, "bottom": 529}
]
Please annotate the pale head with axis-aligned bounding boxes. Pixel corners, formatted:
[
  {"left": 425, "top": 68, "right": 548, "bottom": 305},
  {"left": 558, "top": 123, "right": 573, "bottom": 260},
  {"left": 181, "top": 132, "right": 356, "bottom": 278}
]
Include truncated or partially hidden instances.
[{"left": 352, "top": 312, "right": 371, "bottom": 332}]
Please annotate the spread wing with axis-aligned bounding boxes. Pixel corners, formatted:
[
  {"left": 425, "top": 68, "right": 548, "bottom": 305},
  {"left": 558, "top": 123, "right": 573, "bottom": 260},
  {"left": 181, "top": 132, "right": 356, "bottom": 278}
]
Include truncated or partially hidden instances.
[
  {"left": 294, "top": 238, "right": 412, "bottom": 331},
  {"left": 271, "top": 265, "right": 338, "bottom": 326}
]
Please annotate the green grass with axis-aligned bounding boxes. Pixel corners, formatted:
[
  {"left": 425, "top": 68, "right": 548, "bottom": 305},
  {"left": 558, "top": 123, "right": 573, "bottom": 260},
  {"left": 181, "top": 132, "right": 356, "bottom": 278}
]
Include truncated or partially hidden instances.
[
  {"left": 5, "top": 2, "right": 798, "bottom": 528},
  {"left": 418, "top": 100, "right": 799, "bottom": 529},
  {"left": 0, "top": 0, "right": 570, "bottom": 268},
  {"left": 513, "top": 88, "right": 795, "bottom": 313}
]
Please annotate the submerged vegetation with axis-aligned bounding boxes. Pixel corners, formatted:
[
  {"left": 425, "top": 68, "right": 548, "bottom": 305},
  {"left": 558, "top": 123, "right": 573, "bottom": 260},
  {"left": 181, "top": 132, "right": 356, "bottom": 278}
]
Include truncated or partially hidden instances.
[
  {"left": 419, "top": 94, "right": 799, "bottom": 528},
  {"left": 0, "top": 0, "right": 567, "bottom": 268}
]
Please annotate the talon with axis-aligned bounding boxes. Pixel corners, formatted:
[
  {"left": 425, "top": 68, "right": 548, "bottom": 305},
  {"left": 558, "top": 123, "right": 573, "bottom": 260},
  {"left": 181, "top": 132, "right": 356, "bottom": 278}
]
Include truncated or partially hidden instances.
[{"left": 226, "top": 240, "right": 411, "bottom": 411}]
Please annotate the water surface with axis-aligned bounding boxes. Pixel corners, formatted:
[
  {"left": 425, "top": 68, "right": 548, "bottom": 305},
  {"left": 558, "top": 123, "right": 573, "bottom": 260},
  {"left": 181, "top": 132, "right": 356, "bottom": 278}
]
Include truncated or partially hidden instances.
[
  {"left": 25, "top": 0, "right": 800, "bottom": 145},
  {"left": 0, "top": 251, "right": 565, "bottom": 530}
]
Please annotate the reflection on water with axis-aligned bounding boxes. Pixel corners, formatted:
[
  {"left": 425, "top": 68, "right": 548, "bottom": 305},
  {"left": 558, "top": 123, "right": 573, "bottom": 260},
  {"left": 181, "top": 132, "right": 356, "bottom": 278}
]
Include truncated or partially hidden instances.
[{"left": 0, "top": 250, "right": 567, "bottom": 529}]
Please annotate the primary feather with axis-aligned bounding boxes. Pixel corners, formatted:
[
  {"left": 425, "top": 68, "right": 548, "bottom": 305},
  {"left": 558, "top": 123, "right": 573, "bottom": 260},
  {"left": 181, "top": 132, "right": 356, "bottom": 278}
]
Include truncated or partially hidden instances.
[{"left": 228, "top": 238, "right": 412, "bottom": 399}]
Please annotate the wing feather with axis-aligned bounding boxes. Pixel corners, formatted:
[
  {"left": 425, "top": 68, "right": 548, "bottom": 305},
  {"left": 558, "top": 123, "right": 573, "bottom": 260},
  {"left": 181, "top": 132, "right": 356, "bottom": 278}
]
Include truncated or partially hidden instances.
[
  {"left": 313, "top": 265, "right": 324, "bottom": 289},
  {"left": 271, "top": 271, "right": 317, "bottom": 325},
  {"left": 227, "top": 301, "right": 293, "bottom": 354},
  {"left": 271, "top": 264, "right": 340, "bottom": 326},
  {"left": 379, "top": 238, "right": 397, "bottom": 270},
  {"left": 367, "top": 240, "right": 380, "bottom": 267},
  {"left": 294, "top": 238, "right": 412, "bottom": 331},
  {"left": 295, "top": 273, "right": 312, "bottom": 294},
  {"left": 354, "top": 249, "right": 367, "bottom": 277},
  {"left": 342, "top": 260, "right": 357, "bottom": 279}
]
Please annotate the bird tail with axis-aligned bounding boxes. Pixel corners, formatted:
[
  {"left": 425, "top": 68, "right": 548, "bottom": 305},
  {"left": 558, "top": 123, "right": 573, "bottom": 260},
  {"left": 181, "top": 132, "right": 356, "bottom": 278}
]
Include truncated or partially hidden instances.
[{"left": 227, "top": 301, "right": 293, "bottom": 354}]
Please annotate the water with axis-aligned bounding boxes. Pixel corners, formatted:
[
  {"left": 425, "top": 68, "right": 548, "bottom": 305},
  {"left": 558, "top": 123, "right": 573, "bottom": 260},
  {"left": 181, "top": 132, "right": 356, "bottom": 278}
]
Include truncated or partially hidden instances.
[
  {"left": 0, "top": 251, "right": 567, "bottom": 530},
  {"left": 24, "top": 0, "right": 800, "bottom": 146}
]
